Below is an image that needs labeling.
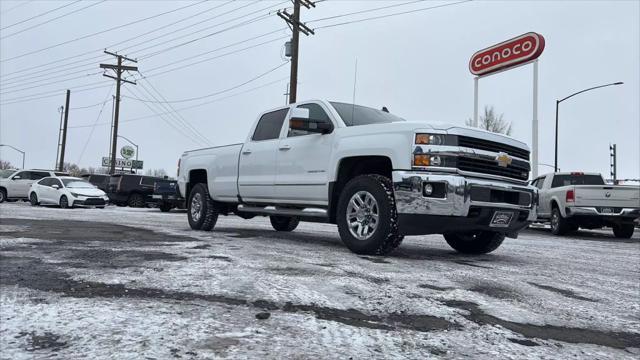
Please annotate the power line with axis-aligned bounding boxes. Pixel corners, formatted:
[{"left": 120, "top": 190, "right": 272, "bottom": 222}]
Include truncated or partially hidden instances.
[
  {"left": 0, "top": 71, "right": 102, "bottom": 94},
  {"left": 125, "top": 61, "right": 289, "bottom": 104},
  {"left": 0, "top": 83, "right": 111, "bottom": 105},
  {"left": 0, "top": 1, "right": 33, "bottom": 15},
  {"left": 69, "top": 77, "right": 288, "bottom": 129},
  {"left": 0, "top": 0, "right": 208, "bottom": 62},
  {"left": 70, "top": 99, "right": 113, "bottom": 111},
  {"left": 137, "top": 76, "right": 212, "bottom": 146},
  {"left": 1, "top": 1, "right": 106, "bottom": 40},
  {"left": 0, "top": 0, "right": 226, "bottom": 79},
  {"left": 0, "top": 0, "right": 81, "bottom": 30},
  {"left": 314, "top": 0, "right": 472, "bottom": 30},
  {"left": 307, "top": 0, "right": 424, "bottom": 23},
  {"left": 76, "top": 86, "right": 114, "bottom": 164}
]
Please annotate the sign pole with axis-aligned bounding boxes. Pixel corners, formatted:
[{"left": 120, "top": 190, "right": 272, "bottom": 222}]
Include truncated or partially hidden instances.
[
  {"left": 532, "top": 60, "right": 539, "bottom": 178},
  {"left": 473, "top": 77, "right": 479, "bottom": 127}
]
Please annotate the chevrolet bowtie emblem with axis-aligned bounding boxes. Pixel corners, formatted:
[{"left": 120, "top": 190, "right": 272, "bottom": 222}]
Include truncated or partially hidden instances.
[{"left": 495, "top": 152, "right": 513, "bottom": 167}]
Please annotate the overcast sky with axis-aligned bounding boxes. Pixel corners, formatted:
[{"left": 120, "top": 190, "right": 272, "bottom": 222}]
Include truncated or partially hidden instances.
[{"left": 0, "top": 0, "right": 638, "bottom": 179}]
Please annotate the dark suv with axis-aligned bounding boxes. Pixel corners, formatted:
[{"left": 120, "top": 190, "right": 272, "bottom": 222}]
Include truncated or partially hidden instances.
[
  {"left": 81, "top": 174, "right": 110, "bottom": 192},
  {"left": 107, "top": 174, "right": 165, "bottom": 207}
]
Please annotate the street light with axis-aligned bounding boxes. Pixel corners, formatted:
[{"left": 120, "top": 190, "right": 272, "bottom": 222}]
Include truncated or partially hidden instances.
[
  {"left": 0, "top": 144, "right": 25, "bottom": 169},
  {"left": 555, "top": 81, "right": 623, "bottom": 172}
]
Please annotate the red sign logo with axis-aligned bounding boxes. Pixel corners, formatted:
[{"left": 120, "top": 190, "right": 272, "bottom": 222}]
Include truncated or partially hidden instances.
[{"left": 470, "top": 32, "right": 545, "bottom": 76}]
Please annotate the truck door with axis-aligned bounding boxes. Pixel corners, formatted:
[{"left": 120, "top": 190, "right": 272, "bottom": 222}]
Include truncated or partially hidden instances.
[
  {"left": 537, "top": 174, "right": 552, "bottom": 217},
  {"left": 275, "top": 102, "right": 335, "bottom": 205},
  {"left": 238, "top": 108, "right": 289, "bottom": 202}
]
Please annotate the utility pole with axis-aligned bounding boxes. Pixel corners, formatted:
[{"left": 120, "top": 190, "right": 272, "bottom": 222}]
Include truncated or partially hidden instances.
[
  {"left": 100, "top": 50, "right": 138, "bottom": 174},
  {"left": 278, "top": 0, "right": 315, "bottom": 104},
  {"left": 610, "top": 144, "right": 617, "bottom": 183},
  {"left": 55, "top": 105, "right": 64, "bottom": 169},
  {"left": 58, "top": 90, "right": 70, "bottom": 172}
]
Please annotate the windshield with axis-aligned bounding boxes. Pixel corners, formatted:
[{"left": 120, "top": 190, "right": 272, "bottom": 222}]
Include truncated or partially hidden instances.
[
  {"left": 330, "top": 102, "right": 405, "bottom": 127},
  {"left": 62, "top": 179, "right": 95, "bottom": 188},
  {"left": 0, "top": 169, "right": 15, "bottom": 179},
  {"left": 551, "top": 174, "right": 605, "bottom": 187}
]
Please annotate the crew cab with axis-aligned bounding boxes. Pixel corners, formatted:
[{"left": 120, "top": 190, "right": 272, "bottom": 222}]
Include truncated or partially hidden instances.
[
  {"left": 178, "top": 100, "right": 537, "bottom": 255},
  {"left": 532, "top": 172, "right": 640, "bottom": 238},
  {"left": 0, "top": 169, "right": 68, "bottom": 203}
]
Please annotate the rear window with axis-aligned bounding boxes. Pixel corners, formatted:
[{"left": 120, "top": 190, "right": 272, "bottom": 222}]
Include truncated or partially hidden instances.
[
  {"left": 141, "top": 177, "right": 156, "bottom": 186},
  {"left": 551, "top": 174, "right": 605, "bottom": 188},
  {"left": 252, "top": 108, "right": 288, "bottom": 141}
]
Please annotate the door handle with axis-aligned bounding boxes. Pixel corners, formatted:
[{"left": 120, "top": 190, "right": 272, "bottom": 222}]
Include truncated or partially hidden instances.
[
  {"left": 279, "top": 145, "right": 291, "bottom": 151},
  {"left": 242, "top": 149, "right": 252, "bottom": 155}
]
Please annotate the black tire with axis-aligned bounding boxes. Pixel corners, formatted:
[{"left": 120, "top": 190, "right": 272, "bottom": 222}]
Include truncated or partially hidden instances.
[
  {"left": 187, "top": 183, "right": 218, "bottom": 231},
  {"left": 444, "top": 231, "right": 505, "bottom": 254},
  {"left": 550, "top": 207, "right": 575, "bottom": 235},
  {"left": 159, "top": 203, "right": 173, "bottom": 212},
  {"left": 613, "top": 223, "right": 635, "bottom": 239},
  {"left": 270, "top": 216, "right": 299, "bottom": 231},
  {"left": 29, "top": 192, "right": 39, "bottom": 206},
  {"left": 128, "top": 193, "right": 146, "bottom": 208},
  {"left": 59, "top": 195, "right": 70, "bottom": 209},
  {"left": 0, "top": 188, "right": 6, "bottom": 203},
  {"left": 336, "top": 174, "right": 404, "bottom": 255},
  {"left": 96, "top": 206, "right": 105, "bottom": 209}
]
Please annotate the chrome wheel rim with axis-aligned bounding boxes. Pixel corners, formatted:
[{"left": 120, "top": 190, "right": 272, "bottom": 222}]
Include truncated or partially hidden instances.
[
  {"left": 346, "top": 191, "right": 379, "bottom": 240},
  {"left": 190, "top": 193, "right": 202, "bottom": 222}
]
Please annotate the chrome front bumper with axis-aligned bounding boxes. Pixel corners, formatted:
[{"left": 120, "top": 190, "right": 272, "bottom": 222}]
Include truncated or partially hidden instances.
[{"left": 392, "top": 170, "right": 537, "bottom": 221}]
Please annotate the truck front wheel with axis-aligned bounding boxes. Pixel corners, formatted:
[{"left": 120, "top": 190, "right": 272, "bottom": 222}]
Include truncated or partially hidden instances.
[
  {"left": 612, "top": 223, "right": 635, "bottom": 239},
  {"left": 270, "top": 216, "right": 299, "bottom": 231},
  {"left": 444, "top": 231, "right": 505, "bottom": 254},
  {"left": 336, "top": 174, "right": 403, "bottom": 255},
  {"left": 188, "top": 183, "right": 218, "bottom": 231}
]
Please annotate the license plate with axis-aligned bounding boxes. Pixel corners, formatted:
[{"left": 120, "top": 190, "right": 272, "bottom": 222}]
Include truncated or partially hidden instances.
[
  {"left": 601, "top": 208, "right": 613, "bottom": 214},
  {"left": 490, "top": 211, "right": 514, "bottom": 227}
]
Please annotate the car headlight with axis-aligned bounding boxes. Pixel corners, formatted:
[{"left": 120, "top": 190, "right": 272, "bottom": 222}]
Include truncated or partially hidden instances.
[
  {"left": 415, "top": 133, "right": 446, "bottom": 145},
  {"left": 69, "top": 192, "right": 81, "bottom": 197}
]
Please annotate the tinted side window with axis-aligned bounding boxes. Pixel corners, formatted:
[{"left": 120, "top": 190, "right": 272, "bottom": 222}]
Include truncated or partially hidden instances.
[
  {"left": 31, "top": 171, "right": 49, "bottom": 180},
  {"left": 534, "top": 177, "right": 545, "bottom": 189},
  {"left": 252, "top": 109, "right": 288, "bottom": 141},
  {"left": 141, "top": 177, "right": 156, "bottom": 186},
  {"left": 289, "top": 103, "right": 331, "bottom": 137},
  {"left": 52, "top": 179, "right": 63, "bottom": 188},
  {"left": 39, "top": 178, "right": 52, "bottom": 186},
  {"left": 13, "top": 171, "right": 29, "bottom": 179}
]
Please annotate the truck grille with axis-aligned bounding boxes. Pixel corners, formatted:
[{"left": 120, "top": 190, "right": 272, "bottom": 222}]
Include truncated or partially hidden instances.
[
  {"left": 458, "top": 136, "right": 530, "bottom": 160},
  {"left": 458, "top": 157, "right": 530, "bottom": 181}
]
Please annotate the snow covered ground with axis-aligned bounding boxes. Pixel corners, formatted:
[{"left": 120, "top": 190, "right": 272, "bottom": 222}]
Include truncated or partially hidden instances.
[{"left": 1, "top": 201, "right": 639, "bottom": 359}]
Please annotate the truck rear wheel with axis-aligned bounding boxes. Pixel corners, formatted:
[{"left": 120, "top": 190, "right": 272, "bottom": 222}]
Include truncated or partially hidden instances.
[
  {"left": 188, "top": 183, "right": 218, "bottom": 231},
  {"left": 336, "top": 174, "right": 403, "bottom": 255},
  {"left": 444, "top": 231, "right": 505, "bottom": 254},
  {"left": 128, "top": 193, "right": 146, "bottom": 208},
  {"left": 551, "top": 207, "right": 576, "bottom": 235},
  {"left": 270, "top": 216, "right": 299, "bottom": 231},
  {"left": 613, "top": 223, "right": 635, "bottom": 239}
]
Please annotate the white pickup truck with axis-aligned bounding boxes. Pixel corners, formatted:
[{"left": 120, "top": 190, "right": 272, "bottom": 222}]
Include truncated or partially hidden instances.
[
  {"left": 178, "top": 100, "right": 537, "bottom": 255},
  {"left": 533, "top": 172, "right": 640, "bottom": 238}
]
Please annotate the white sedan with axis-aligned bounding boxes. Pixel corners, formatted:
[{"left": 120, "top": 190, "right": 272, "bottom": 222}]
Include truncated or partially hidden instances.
[{"left": 29, "top": 176, "right": 109, "bottom": 209}]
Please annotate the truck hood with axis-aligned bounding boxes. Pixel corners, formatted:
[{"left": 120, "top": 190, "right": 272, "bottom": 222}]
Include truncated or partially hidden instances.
[{"left": 348, "top": 121, "right": 530, "bottom": 151}]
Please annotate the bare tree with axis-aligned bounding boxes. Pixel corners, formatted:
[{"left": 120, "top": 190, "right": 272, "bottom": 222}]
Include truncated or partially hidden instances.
[
  {"left": 466, "top": 106, "right": 512, "bottom": 135},
  {"left": 63, "top": 162, "right": 88, "bottom": 177},
  {"left": 0, "top": 160, "right": 14, "bottom": 170}
]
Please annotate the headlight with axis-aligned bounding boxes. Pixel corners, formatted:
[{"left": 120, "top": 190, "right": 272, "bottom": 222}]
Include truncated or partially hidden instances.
[
  {"left": 69, "top": 192, "right": 81, "bottom": 197},
  {"left": 415, "top": 133, "right": 445, "bottom": 145}
]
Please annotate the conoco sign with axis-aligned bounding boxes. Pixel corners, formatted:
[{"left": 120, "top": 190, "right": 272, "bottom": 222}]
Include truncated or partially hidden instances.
[{"left": 469, "top": 32, "right": 545, "bottom": 76}]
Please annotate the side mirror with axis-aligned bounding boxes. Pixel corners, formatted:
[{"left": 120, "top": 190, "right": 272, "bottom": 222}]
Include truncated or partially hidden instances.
[
  {"left": 52, "top": 184, "right": 60, "bottom": 189},
  {"left": 12, "top": 176, "right": 21, "bottom": 180},
  {"left": 290, "top": 108, "right": 334, "bottom": 134}
]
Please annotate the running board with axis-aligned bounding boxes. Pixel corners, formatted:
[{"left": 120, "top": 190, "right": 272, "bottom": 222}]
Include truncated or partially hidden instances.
[{"left": 237, "top": 204, "right": 328, "bottom": 218}]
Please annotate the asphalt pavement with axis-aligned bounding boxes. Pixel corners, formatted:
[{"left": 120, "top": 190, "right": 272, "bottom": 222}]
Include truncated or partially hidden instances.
[{"left": 1, "top": 202, "right": 639, "bottom": 359}]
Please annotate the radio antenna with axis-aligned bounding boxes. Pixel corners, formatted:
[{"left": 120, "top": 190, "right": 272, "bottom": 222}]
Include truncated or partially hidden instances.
[{"left": 351, "top": 58, "right": 358, "bottom": 123}]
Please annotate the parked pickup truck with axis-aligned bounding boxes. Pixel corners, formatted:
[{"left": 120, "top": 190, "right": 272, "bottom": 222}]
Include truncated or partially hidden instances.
[
  {"left": 532, "top": 172, "right": 640, "bottom": 238},
  {"left": 178, "top": 100, "right": 537, "bottom": 255}
]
